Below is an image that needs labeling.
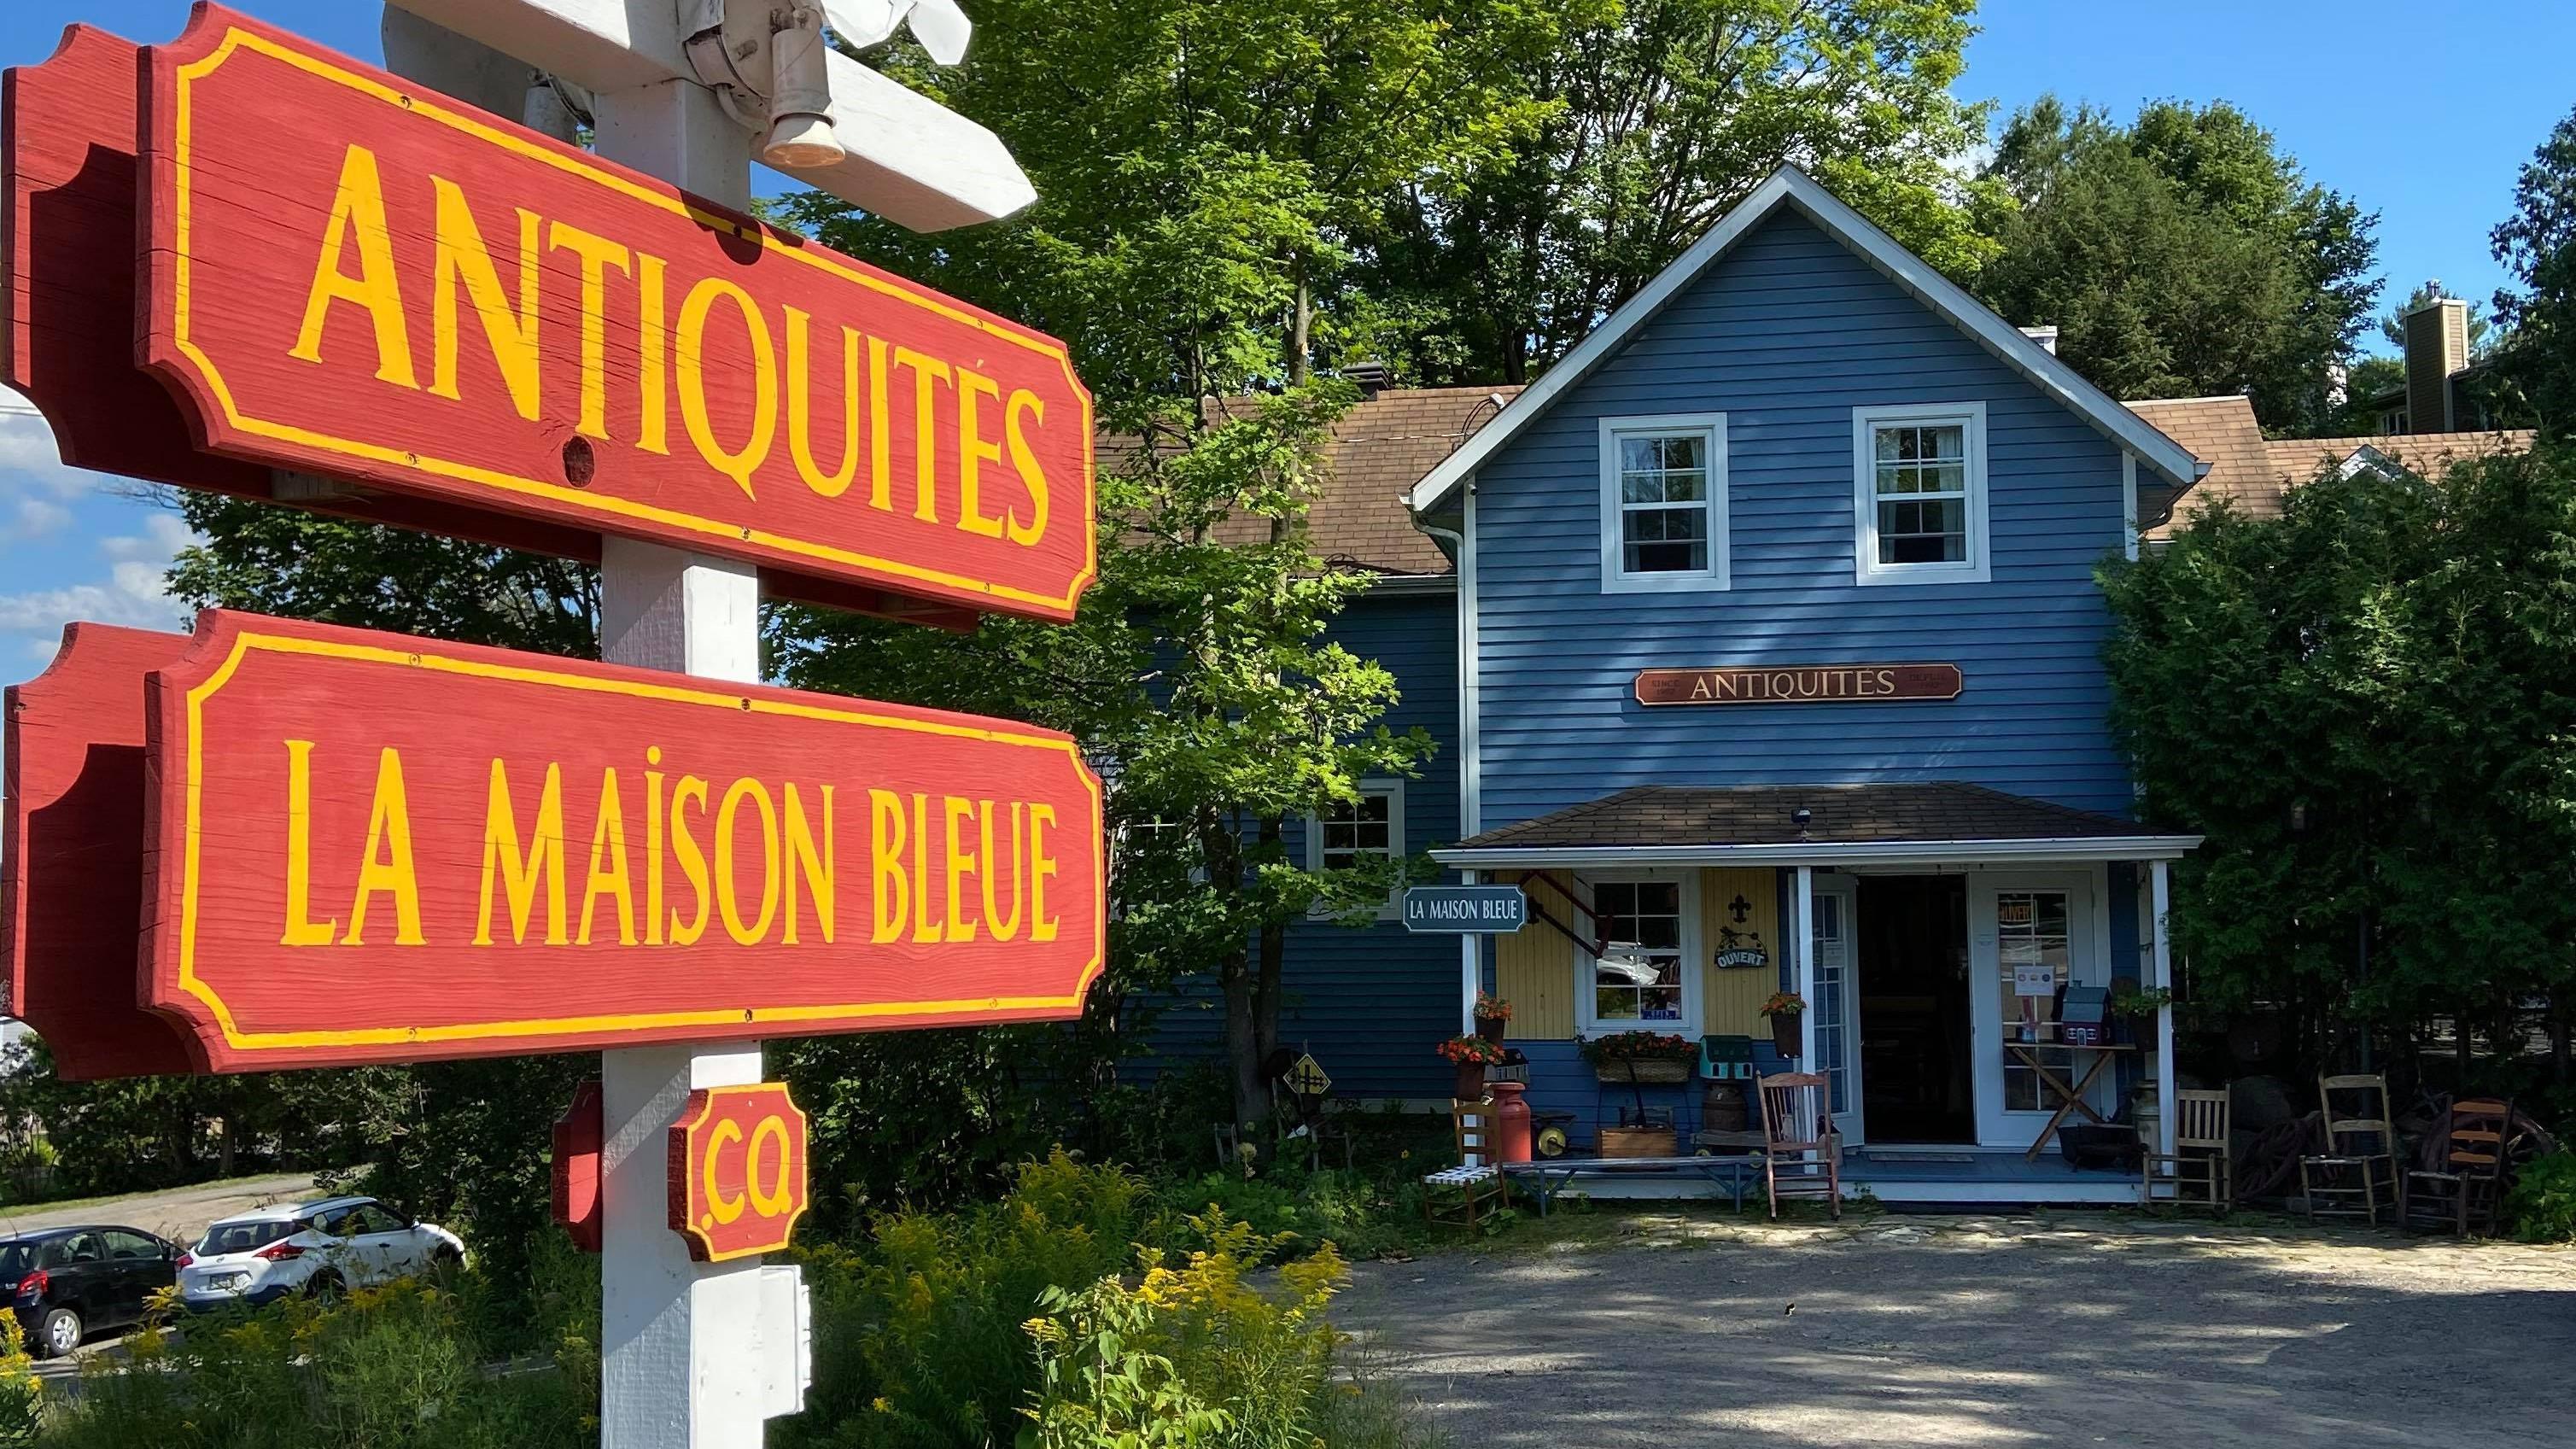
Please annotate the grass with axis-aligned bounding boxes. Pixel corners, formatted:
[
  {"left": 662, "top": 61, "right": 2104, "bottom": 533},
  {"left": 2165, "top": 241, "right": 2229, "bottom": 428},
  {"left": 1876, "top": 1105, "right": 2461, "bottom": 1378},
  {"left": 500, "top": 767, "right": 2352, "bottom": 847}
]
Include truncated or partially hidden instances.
[{"left": 0, "top": 1170, "right": 321, "bottom": 1228}]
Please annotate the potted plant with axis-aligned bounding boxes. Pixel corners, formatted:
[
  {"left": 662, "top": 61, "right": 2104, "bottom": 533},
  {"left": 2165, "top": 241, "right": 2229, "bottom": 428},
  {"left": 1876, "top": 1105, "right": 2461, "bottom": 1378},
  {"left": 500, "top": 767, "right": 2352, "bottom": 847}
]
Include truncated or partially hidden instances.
[
  {"left": 2108, "top": 983, "right": 2172, "bottom": 1045},
  {"left": 1437, "top": 1034, "right": 1508, "bottom": 1101},
  {"left": 1760, "top": 990, "right": 1806, "bottom": 1056},
  {"left": 1579, "top": 1030, "right": 1697, "bottom": 1148},
  {"left": 1473, "top": 992, "right": 1513, "bottom": 1043}
]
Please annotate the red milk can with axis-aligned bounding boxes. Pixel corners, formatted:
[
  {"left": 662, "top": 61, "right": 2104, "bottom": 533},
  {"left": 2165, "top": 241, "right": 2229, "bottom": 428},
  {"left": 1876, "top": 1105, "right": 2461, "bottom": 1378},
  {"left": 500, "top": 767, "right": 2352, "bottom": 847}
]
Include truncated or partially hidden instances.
[{"left": 1489, "top": 1081, "right": 1533, "bottom": 1164}]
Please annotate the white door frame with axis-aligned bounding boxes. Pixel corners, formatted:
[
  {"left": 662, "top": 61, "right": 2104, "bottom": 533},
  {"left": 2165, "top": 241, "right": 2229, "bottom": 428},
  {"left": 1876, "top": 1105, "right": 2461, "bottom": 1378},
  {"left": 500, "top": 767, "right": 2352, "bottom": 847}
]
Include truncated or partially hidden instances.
[
  {"left": 1809, "top": 874, "right": 1863, "bottom": 1145},
  {"left": 1967, "top": 868, "right": 2108, "bottom": 1148}
]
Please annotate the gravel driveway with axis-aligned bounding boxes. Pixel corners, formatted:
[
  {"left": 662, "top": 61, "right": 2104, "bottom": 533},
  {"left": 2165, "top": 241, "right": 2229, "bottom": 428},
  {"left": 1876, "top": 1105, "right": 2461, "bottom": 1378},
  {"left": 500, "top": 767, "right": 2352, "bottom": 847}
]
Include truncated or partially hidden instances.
[{"left": 1336, "top": 1212, "right": 2576, "bottom": 1447}]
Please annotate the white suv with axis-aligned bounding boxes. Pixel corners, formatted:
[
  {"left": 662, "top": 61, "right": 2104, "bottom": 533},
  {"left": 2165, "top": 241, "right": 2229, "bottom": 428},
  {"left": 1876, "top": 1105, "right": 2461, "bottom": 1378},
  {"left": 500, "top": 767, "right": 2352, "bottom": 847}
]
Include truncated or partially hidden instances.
[{"left": 178, "top": 1196, "right": 464, "bottom": 1312}]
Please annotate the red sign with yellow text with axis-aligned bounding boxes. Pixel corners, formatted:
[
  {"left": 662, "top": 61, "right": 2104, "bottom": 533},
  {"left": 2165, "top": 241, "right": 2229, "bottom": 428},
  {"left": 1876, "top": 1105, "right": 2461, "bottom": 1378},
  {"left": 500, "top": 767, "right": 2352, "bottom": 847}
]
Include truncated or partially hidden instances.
[
  {"left": 21, "top": 611, "right": 1111, "bottom": 1075},
  {"left": 669, "top": 1084, "right": 809, "bottom": 1262},
  {"left": 132, "top": 6, "right": 1093, "bottom": 622}
]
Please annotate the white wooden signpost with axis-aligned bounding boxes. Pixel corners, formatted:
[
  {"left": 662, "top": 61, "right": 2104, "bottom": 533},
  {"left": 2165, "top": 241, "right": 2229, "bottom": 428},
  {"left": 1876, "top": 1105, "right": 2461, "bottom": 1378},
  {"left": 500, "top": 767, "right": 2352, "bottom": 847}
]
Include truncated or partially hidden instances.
[{"left": 376, "top": 5, "right": 1031, "bottom": 1444}]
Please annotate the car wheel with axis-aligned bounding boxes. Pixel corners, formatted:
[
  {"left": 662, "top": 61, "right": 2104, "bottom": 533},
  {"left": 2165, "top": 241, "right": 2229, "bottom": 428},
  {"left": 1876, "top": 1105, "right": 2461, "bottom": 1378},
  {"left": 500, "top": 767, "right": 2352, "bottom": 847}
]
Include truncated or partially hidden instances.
[
  {"left": 430, "top": 1245, "right": 464, "bottom": 1279},
  {"left": 35, "top": 1306, "right": 80, "bottom": 1360},
  {"left": 306, "top": 1271, "right": 346, "bottom": 1306}
]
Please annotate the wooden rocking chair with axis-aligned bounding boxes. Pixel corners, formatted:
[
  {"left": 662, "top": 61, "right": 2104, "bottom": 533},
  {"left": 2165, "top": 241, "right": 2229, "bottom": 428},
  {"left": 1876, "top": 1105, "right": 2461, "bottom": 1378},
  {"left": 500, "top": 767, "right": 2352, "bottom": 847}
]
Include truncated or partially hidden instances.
[
  {"left": 1756, "top": 1072, "right": 1841, "bottom": 1221},
  {"left": 2141, "top": 1088, "right": 2232, "bottom": 1212},
  {"left": 1422, "top": 1101, "right": 1510, "bottom": 1232}
]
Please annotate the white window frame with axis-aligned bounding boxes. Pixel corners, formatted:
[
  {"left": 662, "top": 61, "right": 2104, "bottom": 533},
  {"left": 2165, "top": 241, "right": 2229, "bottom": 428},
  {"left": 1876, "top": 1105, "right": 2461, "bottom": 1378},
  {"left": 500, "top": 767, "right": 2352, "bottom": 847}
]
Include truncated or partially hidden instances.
[
  {"left": 1306, "top": 779, "right": 1405, "bottom": 920},
  {"left": 1852, "top": 401, "right": 1990, "bottom": 586},
  {"left": 1598, "top": 412, "right": 1731, "bottom": 593},
  {"left": 1574, "top": 869, "right": 1703, "bottom": 1037}
]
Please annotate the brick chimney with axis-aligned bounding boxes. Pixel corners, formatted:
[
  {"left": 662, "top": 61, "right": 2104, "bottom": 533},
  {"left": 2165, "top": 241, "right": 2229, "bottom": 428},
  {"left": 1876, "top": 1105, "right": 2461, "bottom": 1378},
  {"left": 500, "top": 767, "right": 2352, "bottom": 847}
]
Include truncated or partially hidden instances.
[{"left": 2403, "top": 298, "right": 2469, "bottom": 433}]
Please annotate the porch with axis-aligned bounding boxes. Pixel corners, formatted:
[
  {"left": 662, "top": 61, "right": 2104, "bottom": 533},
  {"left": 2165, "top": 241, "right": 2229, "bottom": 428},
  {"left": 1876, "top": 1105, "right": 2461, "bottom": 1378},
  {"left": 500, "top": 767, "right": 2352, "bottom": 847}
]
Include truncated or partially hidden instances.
[
  {"left": 1516, "top": 1144, "right": 2146, "bottom": 1207},
  {"left": 1433, "top": 783, "right": 2199, "bottom": 1206}
]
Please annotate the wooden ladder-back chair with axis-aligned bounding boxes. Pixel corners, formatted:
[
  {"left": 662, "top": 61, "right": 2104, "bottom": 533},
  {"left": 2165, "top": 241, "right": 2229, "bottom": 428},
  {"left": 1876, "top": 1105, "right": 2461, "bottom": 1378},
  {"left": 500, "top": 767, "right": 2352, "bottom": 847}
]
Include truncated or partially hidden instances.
[
  {"left": 1422, "top": 1101, "right": 1510, "bottom": 1232},
  {"left": 2404, "top": 1097, "right": 2514, "bottom": 1237},
  {"left": 1756, "top": 1072, "right": 1841, "bottom": 1221},
  {"left": 2141, "top": 1089, "right": 2232, "bottom": 1212},
  {"left": 2301, "top": 1074, "right": 2401, "bottom": 1224}
]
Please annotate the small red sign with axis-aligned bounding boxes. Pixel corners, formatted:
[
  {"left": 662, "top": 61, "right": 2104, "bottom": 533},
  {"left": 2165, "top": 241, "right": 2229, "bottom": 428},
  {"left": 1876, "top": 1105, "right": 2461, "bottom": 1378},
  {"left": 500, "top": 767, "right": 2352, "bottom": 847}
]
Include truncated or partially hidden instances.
[
  {"left": 3, "top": 611, "right": 1107, "bottom": 1077},
  {"left": 668, "top": 1083, "right": 809, "bottom": 1263}
]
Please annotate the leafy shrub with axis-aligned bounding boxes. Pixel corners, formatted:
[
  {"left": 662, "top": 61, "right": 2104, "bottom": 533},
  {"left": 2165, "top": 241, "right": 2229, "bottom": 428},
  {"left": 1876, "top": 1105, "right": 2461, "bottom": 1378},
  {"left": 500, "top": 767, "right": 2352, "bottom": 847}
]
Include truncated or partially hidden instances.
[
  {"left": 1148, "top": 1166, "right": 1425, "bottom": 1264},
  {"left": 781, "top": 1149, "right": 1147, "bottom": 1448},
  {"left": 2505, "top": 1150, "right": 2576, "bottom": 1242},
  {"left": 38, "top": 1279, "right": 593, "bottom": 1449},
  {"left": 0, "top": 1318, "right": 38, "bottom": 1449},
  {"left": 1020, "top": 1212, "right": 1346, "bottom": 1449}
]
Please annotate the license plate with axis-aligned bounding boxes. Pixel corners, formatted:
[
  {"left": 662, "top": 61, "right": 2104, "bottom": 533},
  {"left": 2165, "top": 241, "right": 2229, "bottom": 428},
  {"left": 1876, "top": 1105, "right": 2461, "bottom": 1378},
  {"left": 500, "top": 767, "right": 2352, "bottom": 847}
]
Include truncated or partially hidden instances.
[{"left": 205, "top": 1274, "right": 248, "bottom": 1291}]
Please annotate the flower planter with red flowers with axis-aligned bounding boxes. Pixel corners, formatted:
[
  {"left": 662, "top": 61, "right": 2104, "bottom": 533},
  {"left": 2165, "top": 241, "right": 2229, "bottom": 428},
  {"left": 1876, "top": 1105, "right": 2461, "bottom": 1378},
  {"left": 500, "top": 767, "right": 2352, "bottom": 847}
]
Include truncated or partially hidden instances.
[
  {"left": 1761, "top": 991, "right": 1807, "bottom": 1056},
  {"left": 1437, "top": 1033, "right": 1509, "bottom": 1101}
]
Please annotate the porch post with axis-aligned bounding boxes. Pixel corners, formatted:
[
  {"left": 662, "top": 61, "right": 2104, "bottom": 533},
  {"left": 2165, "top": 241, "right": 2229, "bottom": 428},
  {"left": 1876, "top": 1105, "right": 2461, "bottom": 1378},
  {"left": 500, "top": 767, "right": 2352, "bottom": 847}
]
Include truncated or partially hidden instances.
[
  {"left": 1459, "top": 869, "right": 1480, "bottom": 1037},
  {"left": 2151, "top": 859, "right": 2176, "bottom": 1160},
  {"left": 1793, "top": 865, "right": 1816, "bottom": 1066}
]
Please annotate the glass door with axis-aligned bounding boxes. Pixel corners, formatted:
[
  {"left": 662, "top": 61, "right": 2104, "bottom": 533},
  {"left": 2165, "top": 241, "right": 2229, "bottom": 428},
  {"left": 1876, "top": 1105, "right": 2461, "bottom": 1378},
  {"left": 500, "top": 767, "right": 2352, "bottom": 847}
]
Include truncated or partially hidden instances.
[
  {"left": 1811, "top": 878, "right": 1862, "bottom": 1144},
  {"left": 1969, "top": 872, "right": 2103, "bottom": 1147}
]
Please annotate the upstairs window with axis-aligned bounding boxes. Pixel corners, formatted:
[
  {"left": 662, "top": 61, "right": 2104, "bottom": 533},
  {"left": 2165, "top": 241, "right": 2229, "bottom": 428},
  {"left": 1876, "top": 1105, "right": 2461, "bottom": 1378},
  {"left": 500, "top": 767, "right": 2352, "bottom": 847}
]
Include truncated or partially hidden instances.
[
  {"left": 1598, "top": 413, "right": 1730, "bottom": 593},
  {"left": 1853, "top": 403, "right": 1989, "bottom": 585}
]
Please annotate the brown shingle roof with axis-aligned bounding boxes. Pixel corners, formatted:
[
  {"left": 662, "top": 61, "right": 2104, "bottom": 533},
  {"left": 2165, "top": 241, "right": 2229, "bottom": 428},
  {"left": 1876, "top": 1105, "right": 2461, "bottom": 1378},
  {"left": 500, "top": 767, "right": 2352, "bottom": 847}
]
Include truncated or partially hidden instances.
[
  {"left": 2127, "top": 395, "right": 2536, "bottom": 539},
  {"left": 1211, "top": 385, "right": 1518, "bottom": 575},
  {"left": 1452, "top": 783, "right": 2169, "bottom": 852}
]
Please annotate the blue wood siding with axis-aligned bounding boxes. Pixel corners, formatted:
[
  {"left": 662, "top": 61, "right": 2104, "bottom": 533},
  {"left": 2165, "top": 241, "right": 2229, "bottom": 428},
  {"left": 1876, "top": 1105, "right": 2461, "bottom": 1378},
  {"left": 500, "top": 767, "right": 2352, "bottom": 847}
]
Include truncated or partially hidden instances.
[
  {"left": 1471, "top": 212, "right": 2137, "bottom": 827},
  {"left": 1136, "top": 587, "right": 1463, "bottom": 1099}
]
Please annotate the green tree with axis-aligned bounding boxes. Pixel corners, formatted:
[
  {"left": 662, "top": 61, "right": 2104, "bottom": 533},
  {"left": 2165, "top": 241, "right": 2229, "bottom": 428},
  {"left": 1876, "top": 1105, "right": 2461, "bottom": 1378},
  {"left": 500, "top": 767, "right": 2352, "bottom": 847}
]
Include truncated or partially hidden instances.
[
  {"left": 790, "top": 0, "right": 1553, "bottom": 404},
  {"left": 2380, "top": 278, "right": 2491, "bottom": 355},
  {"left": 1978, "top": 97, "right": 2379, "bottom": 434},
  {"left": 780, "top": 0, "right": 1472, "bottom": 1130},
  {"left": 2491, "top": 102, "right": 2576, "bottom": 434},
  {"left": 2101, "top": 444, "right": 2576, "bottom": 1081},
  {"left": 1350, "top": 0, "right": 1996, "bottom": 384}
]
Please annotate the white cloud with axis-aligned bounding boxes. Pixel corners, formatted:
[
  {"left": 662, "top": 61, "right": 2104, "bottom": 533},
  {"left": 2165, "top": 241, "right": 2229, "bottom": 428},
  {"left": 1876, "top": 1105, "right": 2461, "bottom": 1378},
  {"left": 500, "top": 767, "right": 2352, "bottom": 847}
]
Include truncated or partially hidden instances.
[
  {"left": 3, "top": 495, "right": 72, "bottom": 542},
  {"left": 0, "top": 400, "right": 92, "bottom": 503}
]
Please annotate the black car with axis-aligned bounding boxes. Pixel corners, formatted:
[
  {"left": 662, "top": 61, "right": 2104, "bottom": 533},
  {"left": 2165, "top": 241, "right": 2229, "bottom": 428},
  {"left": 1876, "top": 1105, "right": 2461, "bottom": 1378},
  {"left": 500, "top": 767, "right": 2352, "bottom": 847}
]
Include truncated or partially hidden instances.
[{"left": 0, "top": 1226, "right": 179, "bottom": 1358}]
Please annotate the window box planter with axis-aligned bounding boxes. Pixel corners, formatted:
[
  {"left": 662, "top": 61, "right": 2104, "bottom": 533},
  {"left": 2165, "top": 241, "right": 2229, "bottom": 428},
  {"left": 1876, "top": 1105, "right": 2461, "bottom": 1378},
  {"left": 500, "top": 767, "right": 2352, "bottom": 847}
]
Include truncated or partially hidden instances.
[
  {"left": 1600, "top": 1125, "right": 1679, "bottom": 1158},
  {"left": 1593, "top": 1057, "right": 1691, "bottom": 1086}
]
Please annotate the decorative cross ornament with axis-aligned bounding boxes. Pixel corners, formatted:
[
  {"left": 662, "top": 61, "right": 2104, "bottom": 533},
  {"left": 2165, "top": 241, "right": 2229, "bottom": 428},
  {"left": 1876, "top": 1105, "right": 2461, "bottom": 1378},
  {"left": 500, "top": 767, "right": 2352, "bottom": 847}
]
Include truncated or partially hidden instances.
[{"left": 1729, "top": 893, "right": 1753, "bottom": 925}]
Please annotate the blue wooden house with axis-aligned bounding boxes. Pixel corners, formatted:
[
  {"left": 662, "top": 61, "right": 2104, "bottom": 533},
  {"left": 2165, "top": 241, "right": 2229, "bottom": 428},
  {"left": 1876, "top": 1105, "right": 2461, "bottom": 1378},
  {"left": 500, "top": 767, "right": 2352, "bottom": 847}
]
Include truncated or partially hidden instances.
[{"left": 1189, "top": 168, "right": 2218, "bottom": 1203}]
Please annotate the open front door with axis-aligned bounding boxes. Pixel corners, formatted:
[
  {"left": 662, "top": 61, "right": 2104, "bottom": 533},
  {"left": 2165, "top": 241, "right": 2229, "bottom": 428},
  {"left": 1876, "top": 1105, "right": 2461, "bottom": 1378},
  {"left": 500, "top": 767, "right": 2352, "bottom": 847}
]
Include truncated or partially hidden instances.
[{"left": 1811, "top": 877, "right": 1863, "bottom": 1145}]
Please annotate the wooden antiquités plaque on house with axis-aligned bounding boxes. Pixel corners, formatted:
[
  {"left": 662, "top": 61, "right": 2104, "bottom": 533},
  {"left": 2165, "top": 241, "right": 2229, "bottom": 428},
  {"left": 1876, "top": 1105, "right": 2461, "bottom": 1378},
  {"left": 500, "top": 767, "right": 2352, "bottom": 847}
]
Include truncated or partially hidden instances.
[{"left": 1633, "top": 664, "right": 1963, "bottom": 707}]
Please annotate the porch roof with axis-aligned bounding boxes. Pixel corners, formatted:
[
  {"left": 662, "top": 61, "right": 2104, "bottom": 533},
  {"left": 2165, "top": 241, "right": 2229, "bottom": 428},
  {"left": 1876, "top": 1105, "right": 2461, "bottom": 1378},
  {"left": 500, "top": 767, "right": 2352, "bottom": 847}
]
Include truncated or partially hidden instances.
[{"left": 1434, "top": 783, "right": 2200, "bottom": 869}]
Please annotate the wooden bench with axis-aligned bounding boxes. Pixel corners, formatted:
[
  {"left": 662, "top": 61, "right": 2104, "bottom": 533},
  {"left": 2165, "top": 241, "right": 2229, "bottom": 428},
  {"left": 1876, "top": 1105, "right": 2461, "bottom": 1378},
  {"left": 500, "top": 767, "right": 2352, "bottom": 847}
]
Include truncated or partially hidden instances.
[{"left": 1502, "top": 1154, "right": 1766, "bottom": 1214}]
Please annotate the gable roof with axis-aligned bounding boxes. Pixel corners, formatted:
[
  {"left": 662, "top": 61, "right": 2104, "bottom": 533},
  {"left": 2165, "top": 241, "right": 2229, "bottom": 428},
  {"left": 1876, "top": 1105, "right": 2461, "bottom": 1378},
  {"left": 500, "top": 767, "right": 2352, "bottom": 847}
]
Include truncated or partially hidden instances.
[
  {"left": 2126, "top": 395, "right": 2537, "bottom": 538},
  {"left": 1223, "top": 386, "right": 1518, "bottom": 576},
  {"left": 1405, "top": 166, "right": 2205, "bottom": 517}
]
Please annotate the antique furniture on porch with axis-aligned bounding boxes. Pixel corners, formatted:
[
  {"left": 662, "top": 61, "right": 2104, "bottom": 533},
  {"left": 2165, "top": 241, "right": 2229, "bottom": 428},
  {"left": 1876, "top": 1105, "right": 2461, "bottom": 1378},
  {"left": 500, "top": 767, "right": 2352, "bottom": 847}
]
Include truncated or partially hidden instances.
[
  {"left": 1502, "top": 1154, "right": 1765, "bottom": 1215},
  {"left": 2301, "top": 1073, "right": 2401, "bottom": 1224},
  {"left": 2006, "top": 1041, "right": 2137, "bottom": 1161},
  {"left": 1423, "top": 1102, "right": 1511, "bottom": 1232},
  {"left": 1756, "top": 1072, "right": 1842, "bottom": 1220},
  {"left": 2141, "top": 1088, "right": 2232, "bottom": 1212},
  {"left": 2404, "top": 1096, "right": 2514, "bottom": 1236}
]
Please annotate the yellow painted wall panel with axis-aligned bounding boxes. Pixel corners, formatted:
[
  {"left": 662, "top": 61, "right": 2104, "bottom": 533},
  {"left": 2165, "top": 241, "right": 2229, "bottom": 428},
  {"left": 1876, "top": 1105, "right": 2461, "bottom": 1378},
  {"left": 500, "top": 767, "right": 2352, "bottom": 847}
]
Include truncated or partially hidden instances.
[
  {"left": 1701, "top": 867, "right": 1782, "bottom": 1037},
  {"left": 1492, "top": 873, "right": 1576, "bottom": 1040}
]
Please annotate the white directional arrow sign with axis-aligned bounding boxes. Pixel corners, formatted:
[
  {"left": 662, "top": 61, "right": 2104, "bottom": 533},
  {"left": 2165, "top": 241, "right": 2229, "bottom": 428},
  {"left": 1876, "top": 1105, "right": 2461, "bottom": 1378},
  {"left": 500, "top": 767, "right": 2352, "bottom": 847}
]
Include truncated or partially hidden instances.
[{"left": 387, "top": 0, "right": 1034, "bottom": 231}]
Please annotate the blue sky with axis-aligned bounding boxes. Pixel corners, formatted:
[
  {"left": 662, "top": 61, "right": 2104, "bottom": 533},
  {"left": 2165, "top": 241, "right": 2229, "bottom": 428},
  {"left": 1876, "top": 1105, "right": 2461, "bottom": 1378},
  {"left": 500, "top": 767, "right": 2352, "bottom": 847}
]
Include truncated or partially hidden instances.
[{"left": 2, "top": 0, "right": 2568, "bottom": 684}]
